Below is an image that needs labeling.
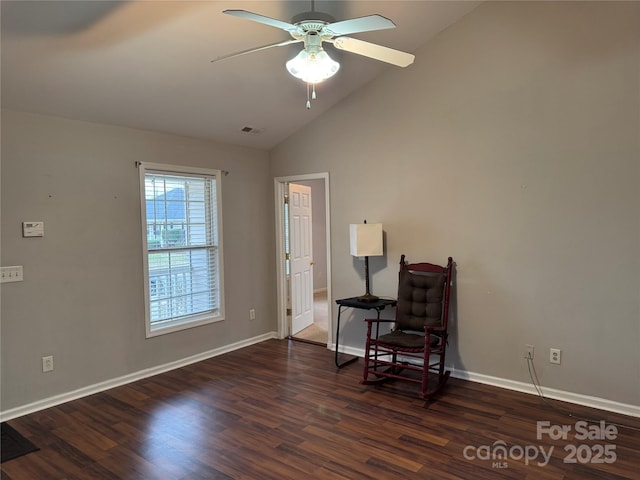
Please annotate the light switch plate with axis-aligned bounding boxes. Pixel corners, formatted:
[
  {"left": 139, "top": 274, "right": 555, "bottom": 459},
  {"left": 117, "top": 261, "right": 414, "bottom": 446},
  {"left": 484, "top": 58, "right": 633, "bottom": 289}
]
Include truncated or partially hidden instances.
[{"left": 1, "top": 266, "right": 24, "bottom": 283}]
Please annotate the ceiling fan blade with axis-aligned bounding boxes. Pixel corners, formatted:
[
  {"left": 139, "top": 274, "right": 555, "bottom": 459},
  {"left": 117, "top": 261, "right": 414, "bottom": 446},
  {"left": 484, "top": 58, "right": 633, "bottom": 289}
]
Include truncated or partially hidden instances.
[
  {"left": 223, "top": 9, "right": 299, "bottom": 33},
  {"left": 331, "top": 37, "right": 415, "bottom": 67},
  {"left": 324, "top": 14, "right": 396, "bottom": 36},
  {"left": 211, "top": 39, "right": 302, "bottom": 63}
]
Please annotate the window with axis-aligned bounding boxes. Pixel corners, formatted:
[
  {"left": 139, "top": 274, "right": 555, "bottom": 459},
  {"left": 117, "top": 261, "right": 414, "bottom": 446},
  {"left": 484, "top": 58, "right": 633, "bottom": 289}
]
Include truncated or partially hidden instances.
[{"left": 139, "top": 163, "right": 224, "bottom": 337}]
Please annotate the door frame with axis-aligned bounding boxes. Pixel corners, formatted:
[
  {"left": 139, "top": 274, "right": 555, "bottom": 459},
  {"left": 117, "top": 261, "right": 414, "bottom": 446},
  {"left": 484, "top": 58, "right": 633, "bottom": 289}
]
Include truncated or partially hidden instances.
[{"left": 274, "top": 173, "right": 332, "bottom": 345}]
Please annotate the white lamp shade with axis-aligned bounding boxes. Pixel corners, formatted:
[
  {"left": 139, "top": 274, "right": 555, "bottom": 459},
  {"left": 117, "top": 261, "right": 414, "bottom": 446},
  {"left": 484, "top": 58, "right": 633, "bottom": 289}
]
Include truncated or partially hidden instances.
[{"left": 350, "top": 223, "right": 383, "bottom": 257}]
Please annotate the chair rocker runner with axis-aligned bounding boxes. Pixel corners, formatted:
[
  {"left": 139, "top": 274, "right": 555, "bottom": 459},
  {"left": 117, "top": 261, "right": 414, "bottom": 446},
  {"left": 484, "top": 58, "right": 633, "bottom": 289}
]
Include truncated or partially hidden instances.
[{"left": 362, "top": 255, "right": 453, "bottom": 399}]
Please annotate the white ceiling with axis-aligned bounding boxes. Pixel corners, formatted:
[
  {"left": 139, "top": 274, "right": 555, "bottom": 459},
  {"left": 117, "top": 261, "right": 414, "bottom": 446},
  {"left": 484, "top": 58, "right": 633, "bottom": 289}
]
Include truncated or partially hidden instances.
[{"left": 1, "top": 1, "right": 479, "bottom": 150}]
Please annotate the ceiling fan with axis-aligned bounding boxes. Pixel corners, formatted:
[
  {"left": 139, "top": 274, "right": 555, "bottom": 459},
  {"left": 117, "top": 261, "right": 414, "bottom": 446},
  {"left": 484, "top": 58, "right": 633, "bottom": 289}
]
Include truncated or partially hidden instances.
[{"left": 212, "top": 2, "right": 415, "bottom": 108}]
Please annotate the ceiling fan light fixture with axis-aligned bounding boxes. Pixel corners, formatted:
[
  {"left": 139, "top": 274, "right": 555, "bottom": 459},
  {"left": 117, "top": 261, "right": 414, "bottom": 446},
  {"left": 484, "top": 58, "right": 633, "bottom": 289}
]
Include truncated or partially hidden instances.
[{"left": 286, "top": 48, "right": 340, "bottom": 84}]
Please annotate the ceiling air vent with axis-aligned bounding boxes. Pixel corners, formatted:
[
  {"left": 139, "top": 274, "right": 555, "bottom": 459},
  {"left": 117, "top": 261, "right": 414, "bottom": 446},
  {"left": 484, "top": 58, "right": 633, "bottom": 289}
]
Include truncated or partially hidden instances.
[{"left": 240, "top": 126, "right": 263, "bottom": 134}]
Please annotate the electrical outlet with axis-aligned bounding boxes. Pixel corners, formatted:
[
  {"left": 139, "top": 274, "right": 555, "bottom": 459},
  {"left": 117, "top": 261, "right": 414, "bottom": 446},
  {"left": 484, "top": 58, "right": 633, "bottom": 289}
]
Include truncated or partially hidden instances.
[
  {"left": 249, "top": 309, "right": 256, "bottom": 320},
  {"left": 524, "top": 344, "right": 535, "bottom": 360},
  {"left": 42, "top": 355, "right": 54, "bottom": 372},
  {"left": 550, "top": 348, "right": 561, "bottom": 365}
]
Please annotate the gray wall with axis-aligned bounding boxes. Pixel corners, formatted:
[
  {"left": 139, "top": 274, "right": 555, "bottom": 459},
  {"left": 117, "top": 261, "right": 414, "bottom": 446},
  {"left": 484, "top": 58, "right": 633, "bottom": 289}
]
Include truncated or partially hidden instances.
[
  {"left": 270, "top": 2, "right": 640, "bottom": 406},
  {"left": 1, "top": 110, "right": 275, "bottom": 411},
  {"left": 1, "top": 1, "right": 638, "bottom": 415}
]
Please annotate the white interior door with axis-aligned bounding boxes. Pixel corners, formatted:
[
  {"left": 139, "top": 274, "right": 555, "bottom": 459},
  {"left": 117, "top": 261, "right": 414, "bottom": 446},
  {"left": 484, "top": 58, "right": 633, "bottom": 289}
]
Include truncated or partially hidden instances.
[{"left": 289, "top": 183, "right": 314, "bottom": 335}]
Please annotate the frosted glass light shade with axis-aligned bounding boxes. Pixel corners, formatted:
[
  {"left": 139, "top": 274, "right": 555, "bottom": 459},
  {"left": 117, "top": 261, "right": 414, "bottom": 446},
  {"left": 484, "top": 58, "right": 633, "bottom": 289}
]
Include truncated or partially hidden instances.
[
  {"left": 286, "top": 48, "right": 340, "bottom": 84},
  {"left": 350, "top": 223, "right": 383, "bottom": 257}
]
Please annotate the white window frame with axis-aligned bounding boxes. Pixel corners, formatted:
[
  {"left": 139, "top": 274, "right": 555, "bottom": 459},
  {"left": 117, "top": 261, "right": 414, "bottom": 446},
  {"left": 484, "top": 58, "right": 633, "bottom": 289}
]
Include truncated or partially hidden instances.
[{"left": 139, "top": 162, "right": 225, "bottom": 337}]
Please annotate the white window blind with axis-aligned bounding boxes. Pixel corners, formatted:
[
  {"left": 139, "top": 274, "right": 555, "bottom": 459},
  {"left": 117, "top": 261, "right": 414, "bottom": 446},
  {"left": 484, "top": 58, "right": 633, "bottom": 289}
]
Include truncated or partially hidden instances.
[{"left": 140, "top": 164, "right": 224, "bottom": 336}]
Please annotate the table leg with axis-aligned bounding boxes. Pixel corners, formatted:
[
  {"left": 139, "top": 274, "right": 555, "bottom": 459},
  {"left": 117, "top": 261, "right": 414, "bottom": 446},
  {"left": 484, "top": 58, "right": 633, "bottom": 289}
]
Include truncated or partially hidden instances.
[{"left": 335, "top": 305, "right": 359, "bottom": 368}]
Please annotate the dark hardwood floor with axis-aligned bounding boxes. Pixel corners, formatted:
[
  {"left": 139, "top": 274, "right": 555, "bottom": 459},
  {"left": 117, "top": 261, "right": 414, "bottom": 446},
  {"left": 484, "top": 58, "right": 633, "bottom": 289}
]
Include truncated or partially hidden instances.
[{"left": 2, "top": 339, "right": 639, "bottom": 479}]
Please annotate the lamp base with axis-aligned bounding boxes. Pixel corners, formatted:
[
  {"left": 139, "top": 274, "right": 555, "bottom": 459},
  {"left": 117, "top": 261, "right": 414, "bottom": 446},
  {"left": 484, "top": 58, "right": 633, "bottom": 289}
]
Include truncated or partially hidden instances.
[{"left": 356, "top": 293, "right": 379, "bottom": 303}]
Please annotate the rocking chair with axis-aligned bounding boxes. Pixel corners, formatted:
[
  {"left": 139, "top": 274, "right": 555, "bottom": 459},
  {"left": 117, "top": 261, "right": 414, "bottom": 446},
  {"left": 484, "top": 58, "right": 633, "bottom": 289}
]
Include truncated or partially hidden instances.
[{"left": 362, "top": 255, "right": 453, "bottom": 399}]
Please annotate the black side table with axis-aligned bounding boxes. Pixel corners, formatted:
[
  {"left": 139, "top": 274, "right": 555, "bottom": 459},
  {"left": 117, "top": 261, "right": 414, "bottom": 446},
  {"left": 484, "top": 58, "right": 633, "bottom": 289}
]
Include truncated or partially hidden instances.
[{"left": 335, "top": 297, "right": 397, "bottom": 368}]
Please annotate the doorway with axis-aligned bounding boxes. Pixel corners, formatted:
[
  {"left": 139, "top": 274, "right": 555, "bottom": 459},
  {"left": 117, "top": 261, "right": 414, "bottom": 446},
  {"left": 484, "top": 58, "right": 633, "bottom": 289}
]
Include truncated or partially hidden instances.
[{"left": 274, "top": 173, "right": 332, "bottom": 347}]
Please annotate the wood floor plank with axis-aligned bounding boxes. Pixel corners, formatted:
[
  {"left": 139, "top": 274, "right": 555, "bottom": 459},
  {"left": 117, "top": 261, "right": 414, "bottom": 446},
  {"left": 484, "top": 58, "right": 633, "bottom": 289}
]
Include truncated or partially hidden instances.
[{"left": 2, "top": 339, "right": 639, "bottom": 479}]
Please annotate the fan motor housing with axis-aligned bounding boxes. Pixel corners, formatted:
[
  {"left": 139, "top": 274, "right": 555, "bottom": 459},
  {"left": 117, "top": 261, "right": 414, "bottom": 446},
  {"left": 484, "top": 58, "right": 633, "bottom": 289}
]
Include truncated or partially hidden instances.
[{"left": 291, "top": 10, "right": 336, "bottom": 28}]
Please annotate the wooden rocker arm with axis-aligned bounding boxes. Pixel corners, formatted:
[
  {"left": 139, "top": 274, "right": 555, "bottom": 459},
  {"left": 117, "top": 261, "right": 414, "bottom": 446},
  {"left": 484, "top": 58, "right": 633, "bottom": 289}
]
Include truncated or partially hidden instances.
[
  {"left": 424, "top": 325, "right": 446, "bottom": 333},
  {"left": 364, "top": 318, "right": 395, "bottom": 324}
]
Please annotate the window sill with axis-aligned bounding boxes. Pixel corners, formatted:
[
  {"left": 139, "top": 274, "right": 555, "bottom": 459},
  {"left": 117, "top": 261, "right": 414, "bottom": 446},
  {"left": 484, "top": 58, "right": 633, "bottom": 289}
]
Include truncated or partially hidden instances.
[{"left": 146, "top": 312, "right": 224, "bottom": 338}]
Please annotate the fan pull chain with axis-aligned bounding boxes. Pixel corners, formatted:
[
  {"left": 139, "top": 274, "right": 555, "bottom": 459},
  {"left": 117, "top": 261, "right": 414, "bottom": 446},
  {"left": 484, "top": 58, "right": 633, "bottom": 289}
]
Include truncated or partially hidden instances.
[{"left": 305, "top": 83, "right": 319, "bottom": 109}]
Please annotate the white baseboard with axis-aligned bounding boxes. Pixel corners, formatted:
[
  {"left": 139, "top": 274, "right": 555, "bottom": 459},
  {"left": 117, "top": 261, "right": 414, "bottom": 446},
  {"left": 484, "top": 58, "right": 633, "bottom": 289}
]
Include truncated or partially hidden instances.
[
  {"left": 451, "top": 369, "right": 640, "bottom": 418},
  {"left": 4, "top": 335, "right": 638, "bottom": 422},
  {"left": 0, "top": 331, "right": 278, "bottom": 422},
  {"left": 337, "top": 347, "right": 640, "bottom": 418}
]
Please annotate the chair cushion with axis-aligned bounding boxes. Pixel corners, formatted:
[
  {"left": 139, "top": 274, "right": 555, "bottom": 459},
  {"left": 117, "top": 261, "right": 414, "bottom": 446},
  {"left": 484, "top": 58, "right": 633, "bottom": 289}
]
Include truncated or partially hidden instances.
[
  {"left": 377, "top": 330, "right": 441, "bottom": 348},
  {"left": 396, "top": 269, "right": 445, "bottom": 330}
]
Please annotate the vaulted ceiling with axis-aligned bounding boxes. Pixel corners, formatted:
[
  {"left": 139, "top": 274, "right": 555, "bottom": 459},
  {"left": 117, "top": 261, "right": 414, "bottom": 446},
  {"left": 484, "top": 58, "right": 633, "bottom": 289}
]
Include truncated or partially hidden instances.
[{"left": 1, "top": 1, "right": 479, "bottom": 150}]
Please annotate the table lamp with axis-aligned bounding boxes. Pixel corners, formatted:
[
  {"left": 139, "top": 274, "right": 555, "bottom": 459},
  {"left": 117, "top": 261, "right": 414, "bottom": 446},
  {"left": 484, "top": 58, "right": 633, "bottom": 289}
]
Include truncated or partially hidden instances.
[{"left": 350, "top": 221, "right": 383, "bottom": 303}]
